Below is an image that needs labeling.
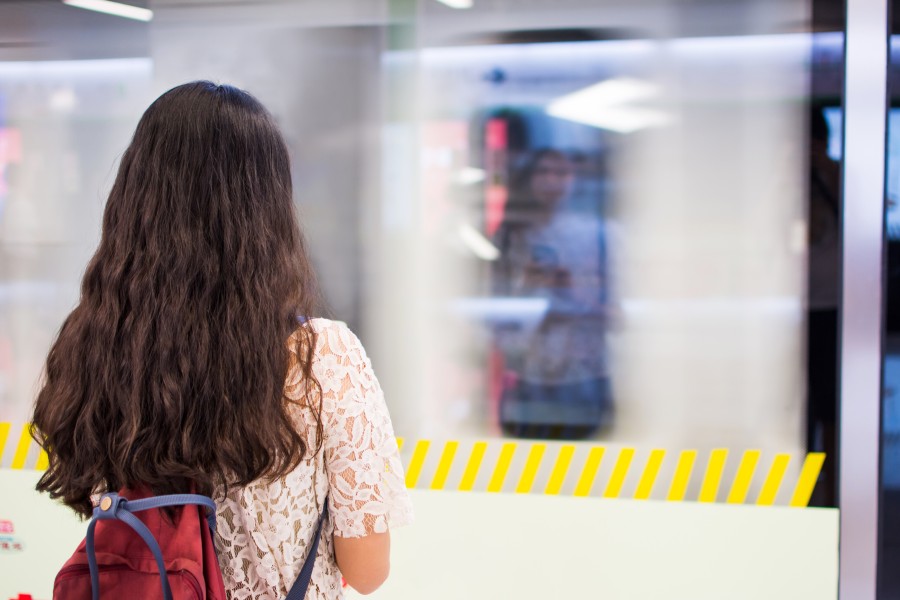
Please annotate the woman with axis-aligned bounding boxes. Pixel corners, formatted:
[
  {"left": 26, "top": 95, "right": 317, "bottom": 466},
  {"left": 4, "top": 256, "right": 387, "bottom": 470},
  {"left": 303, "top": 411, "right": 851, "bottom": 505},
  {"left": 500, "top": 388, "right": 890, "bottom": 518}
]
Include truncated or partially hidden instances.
[
  {"left": 30, "top": 81, "right": 413, "bottom": 598},
  {"left": 492, "top": 148, "right": 614, "bottom": 440}
]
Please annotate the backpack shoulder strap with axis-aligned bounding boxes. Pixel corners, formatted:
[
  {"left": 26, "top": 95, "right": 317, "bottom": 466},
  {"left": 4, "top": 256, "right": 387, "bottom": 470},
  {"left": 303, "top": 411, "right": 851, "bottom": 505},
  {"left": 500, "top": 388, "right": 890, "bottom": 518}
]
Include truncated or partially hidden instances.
[
  {"left": 126, "top": 493, "right": 218, "bottom": 533},
  {"left": 87, "top": 493, "right": 216, "bottom": 600},
  {"left": 285, "top": 502, "right": 329, "bottom": 600}
]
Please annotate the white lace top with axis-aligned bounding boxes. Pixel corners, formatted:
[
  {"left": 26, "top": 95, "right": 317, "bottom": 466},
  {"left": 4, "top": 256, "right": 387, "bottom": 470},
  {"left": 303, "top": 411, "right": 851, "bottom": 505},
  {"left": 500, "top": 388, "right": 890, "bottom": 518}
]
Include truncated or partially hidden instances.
[{"left": 214, "top": 318, "right": 414, "bottom": 599}]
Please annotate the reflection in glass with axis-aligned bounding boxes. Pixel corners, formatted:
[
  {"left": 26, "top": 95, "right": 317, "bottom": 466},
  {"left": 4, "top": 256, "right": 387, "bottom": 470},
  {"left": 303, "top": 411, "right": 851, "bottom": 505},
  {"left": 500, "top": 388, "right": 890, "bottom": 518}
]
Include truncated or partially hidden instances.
[
  {"left": 416, "top": 28, "right": 812, "bottom": 493},
  {"left": 0, "top": 0, "right": 834, "bottom": 505},
  {"left": 491, "top": 148, "right": 615, "bottom": 440}
]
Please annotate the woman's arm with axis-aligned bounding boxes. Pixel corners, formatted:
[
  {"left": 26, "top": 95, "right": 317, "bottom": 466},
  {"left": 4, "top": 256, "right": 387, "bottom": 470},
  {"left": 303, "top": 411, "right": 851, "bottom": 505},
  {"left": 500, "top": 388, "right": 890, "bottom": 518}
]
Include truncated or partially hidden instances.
[
  {"left": 314, "top": 320, "right": 414, "bottom": 594},
  {"left": 333, "top": 532, "right": 391, "bottom": 595}
]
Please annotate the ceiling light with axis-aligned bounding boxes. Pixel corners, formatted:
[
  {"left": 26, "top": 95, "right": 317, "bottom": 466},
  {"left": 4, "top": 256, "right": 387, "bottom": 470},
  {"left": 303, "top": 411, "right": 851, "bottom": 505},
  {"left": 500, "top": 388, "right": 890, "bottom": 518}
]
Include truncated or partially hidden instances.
[
  {"left": 436, "top": 0, "right": 473, "bottom": 8},
  {"left": 458, "top": 224, "right": 499, "bottom": 261},
  {"left": 547, "top": 77, "right": 671, "bottom": 134},
  {"left": 49, "top": 88, "right": 77, "bottom": 112},
  {"left": 62, "top": 0, "right": 152, "bottom": 22},
  {"left": 0, "top": 58, "right": 151, "bottom": 81},
  {"left": 549, "top": 106, "right": 671, "bottom": 134},
  {"left": 571, "top": 78, "right": 659, "bottom": 106},
  {"left": 455, "top": 167, "right": 486, "bottom": 186}
]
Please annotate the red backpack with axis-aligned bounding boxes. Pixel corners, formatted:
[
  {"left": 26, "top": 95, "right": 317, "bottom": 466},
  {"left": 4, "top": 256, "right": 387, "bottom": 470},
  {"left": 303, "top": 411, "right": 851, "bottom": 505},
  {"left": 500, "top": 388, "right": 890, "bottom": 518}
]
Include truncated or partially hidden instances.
[
  {"left": 53, "top": 490, "right": 226, "bottom": 600},
  {"left": 53, "top": 488, "right": 325, "bottom": 600}
]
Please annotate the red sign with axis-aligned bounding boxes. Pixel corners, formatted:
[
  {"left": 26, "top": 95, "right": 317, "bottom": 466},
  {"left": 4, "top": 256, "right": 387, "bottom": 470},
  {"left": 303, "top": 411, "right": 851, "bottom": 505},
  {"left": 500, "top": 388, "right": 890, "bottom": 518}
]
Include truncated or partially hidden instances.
[{"left": 0, "top": 128, "right": 22, "bottom": 164}]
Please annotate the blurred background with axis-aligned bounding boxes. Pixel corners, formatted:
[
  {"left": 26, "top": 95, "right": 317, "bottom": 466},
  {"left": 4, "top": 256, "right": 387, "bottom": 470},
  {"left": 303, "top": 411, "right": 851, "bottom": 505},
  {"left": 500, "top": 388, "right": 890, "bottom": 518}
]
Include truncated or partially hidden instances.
[{"left": 0, "top": 0, "right": 897, "bottom": 595}]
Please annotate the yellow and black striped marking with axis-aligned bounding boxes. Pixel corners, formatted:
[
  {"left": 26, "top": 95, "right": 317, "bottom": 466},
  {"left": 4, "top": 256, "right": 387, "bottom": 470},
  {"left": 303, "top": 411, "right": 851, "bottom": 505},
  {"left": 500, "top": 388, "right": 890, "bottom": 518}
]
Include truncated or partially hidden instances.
[
  {"left": 393, "top": 437, "right": 824, "bottom": 507},
  {"left": 1, "top": 422, "right": 825, "bottom": 507}
]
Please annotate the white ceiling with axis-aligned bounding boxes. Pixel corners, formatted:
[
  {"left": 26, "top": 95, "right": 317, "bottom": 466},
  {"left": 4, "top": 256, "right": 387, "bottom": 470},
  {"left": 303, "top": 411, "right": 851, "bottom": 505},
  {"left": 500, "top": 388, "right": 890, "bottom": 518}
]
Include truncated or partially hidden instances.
[
  {"left": 0, "top": 0, "right": 150, "bottom": 60},
  {"left": 0, "top": 0, "right": 816, "bottom": 62}
]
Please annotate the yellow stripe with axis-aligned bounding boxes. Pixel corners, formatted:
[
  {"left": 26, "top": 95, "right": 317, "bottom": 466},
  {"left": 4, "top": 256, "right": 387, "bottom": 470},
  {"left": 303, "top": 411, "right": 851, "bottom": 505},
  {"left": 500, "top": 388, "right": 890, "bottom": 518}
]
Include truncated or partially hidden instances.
[
  {"left": 430, "top": 441, "right": 459, "bottom": 490},
  {"left": 698, "top": 449, "right": 729, "bottom": 503},
  {"left": 0, "top": 426, "right": 827, "bottom": 509},
  {"left": 404, "top": 440, "right": 431, "bottom": 488},
  {"left": 667, "top": 450, "right": 697, "bottom": 501},
  {"left": 36, "top": 449, "right": 49, "bottom": 471},
  {"left": 573, "top": 447, "right": 606, "bottom": 497},
  {"left": 634, "top": 449, "right": 666, "bottom": 500},
  {"left": 11, "top": 424, "right": 33, "bottom": 470},
  {"left": 459, "top": 442, "right": 488, "bottom": 491},
  {"left": 603, "top": 448, "right": 635, "bottom": 498},
  {"left": 515, "top": 443, "right": 547, "bottom": 494},
  {"left": 790, "top": 453, "right": 827, "bottom": 507},
  {"left": 0, "top": 422, "right": 10, "bottom": 464},
  {"left": 487, "top": 443, "right": 517, "bottom": 493},
  {"left": 757, "top": 454, "right": 791, "bottom": 506},
  {"left": 544, "top": 444, "right": 576, "bottom": 495},
  {"left": 726, "top": 450, "right": 761, "bottom": 504}
]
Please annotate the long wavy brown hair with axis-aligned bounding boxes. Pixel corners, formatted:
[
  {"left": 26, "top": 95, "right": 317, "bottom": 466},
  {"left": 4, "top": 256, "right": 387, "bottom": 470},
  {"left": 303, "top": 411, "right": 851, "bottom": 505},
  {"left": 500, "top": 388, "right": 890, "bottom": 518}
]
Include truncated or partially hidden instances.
[{"left": 30, "top": 81, "right": 323, "bottom": 518}]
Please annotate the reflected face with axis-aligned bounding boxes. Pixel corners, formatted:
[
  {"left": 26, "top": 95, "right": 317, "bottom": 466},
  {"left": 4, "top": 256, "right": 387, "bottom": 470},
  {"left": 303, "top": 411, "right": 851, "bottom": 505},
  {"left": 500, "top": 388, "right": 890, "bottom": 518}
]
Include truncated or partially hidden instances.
[{"left": 530, "top": 154, "right": 575, "bottom": 207}]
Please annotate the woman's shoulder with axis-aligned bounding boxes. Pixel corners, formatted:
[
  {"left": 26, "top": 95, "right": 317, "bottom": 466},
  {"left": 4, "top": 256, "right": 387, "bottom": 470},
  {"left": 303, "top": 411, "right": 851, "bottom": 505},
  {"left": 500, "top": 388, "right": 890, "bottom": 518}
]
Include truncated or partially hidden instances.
[
  {"left": 284, "top": 317, "right": 374, "bottom": 412},
  {"left": 289, "top": 317, "right": 369, "bottom": 368},
  {"left": 302, "top": 316, "right": 348, "bottom": 334}
]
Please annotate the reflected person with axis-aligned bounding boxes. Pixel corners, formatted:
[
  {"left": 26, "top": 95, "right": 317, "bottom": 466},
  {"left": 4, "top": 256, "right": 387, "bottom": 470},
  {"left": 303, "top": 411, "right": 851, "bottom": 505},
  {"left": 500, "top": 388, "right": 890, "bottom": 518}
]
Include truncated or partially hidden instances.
[{"left": 491, "top": 148, "right": 614, "bottom": 440}]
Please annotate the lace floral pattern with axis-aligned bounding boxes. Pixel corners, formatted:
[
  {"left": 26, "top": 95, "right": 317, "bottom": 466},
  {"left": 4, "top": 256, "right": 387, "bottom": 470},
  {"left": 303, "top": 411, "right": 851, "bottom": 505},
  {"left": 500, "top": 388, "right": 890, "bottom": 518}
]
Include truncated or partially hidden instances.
[{"left": 214, "top": 319, "right": 414, "bottom": 599}]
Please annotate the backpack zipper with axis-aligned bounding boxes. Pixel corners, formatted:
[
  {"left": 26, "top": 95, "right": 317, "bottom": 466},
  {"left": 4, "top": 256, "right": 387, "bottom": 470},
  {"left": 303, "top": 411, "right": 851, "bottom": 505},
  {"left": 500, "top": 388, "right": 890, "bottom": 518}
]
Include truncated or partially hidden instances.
[
  {"left": 55, "top": 564, "right": 203, "bottom": 599},
  {"left": 55, "top": 563, "right": 129, "bottom": 581}
]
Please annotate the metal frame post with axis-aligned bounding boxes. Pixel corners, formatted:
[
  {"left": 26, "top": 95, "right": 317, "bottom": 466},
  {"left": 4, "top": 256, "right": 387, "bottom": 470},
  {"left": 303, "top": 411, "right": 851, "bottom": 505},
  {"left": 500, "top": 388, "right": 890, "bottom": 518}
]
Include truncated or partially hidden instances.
[{"left": 840, "top": 0, "right": 889, "bottom": 597}]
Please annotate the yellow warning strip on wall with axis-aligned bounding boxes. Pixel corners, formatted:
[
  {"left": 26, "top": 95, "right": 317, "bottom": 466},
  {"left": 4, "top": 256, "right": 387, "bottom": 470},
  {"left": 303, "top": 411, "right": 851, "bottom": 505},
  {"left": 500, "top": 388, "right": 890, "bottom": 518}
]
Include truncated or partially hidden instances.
[
  {"left": 459, "top": 441, "right": 487, "bottom": 492},
  {"left": 544, "top": 444, "right": 575, "bottom": 496},
  {"left": 404, "top": 440, "right": 430, "bottom": 488},
  {"left": 36, "top": 450, "right": 50, "bottom": 471},
  {"left": 0, "top": 422, "right": 11, "bottom": 464},
  {"left": 515, "top": 443, "right": 546, "bottom": 494},
  {"left": 667, "top": 450, "right": 697, "bottom": 502},
  {"left": 698, "top": 449, "right": 728, "bottom": 503},
  {"left": 727, "top": 450, "right": 761, "bottom": 504},
  {"left": 11, "top": 424, "right": 32, "bottom": 470},
  {"left": 634, "top": 449, "right": 666, "bottom": 500},
  {"left": 0, "top": 422, "right": 828, "bottom": 507},
  {"left": 790, "top": 453, "right": 826, "bottom": 507},
  {"left": 487, "top": 443, "right": 516, "bottom": 493},
  {"left": 573, "top": 446, "right": 605, "bottom": 497},
  {"left": 431, "top": 441, "right": 459, "bottom": 491},
  {"left": 757, "top": 454, "right": 791, "bottom": 506},
  {"left": 604, "top": 448, "right": 635, "bottom": 499}
]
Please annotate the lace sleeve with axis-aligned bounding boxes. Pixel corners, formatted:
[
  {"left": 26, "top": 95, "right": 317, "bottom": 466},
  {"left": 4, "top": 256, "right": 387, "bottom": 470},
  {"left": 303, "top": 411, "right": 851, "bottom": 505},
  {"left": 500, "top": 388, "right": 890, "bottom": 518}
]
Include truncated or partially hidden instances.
[{"left": 314, "top": 320, "right": 414, "bottom": 539}]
